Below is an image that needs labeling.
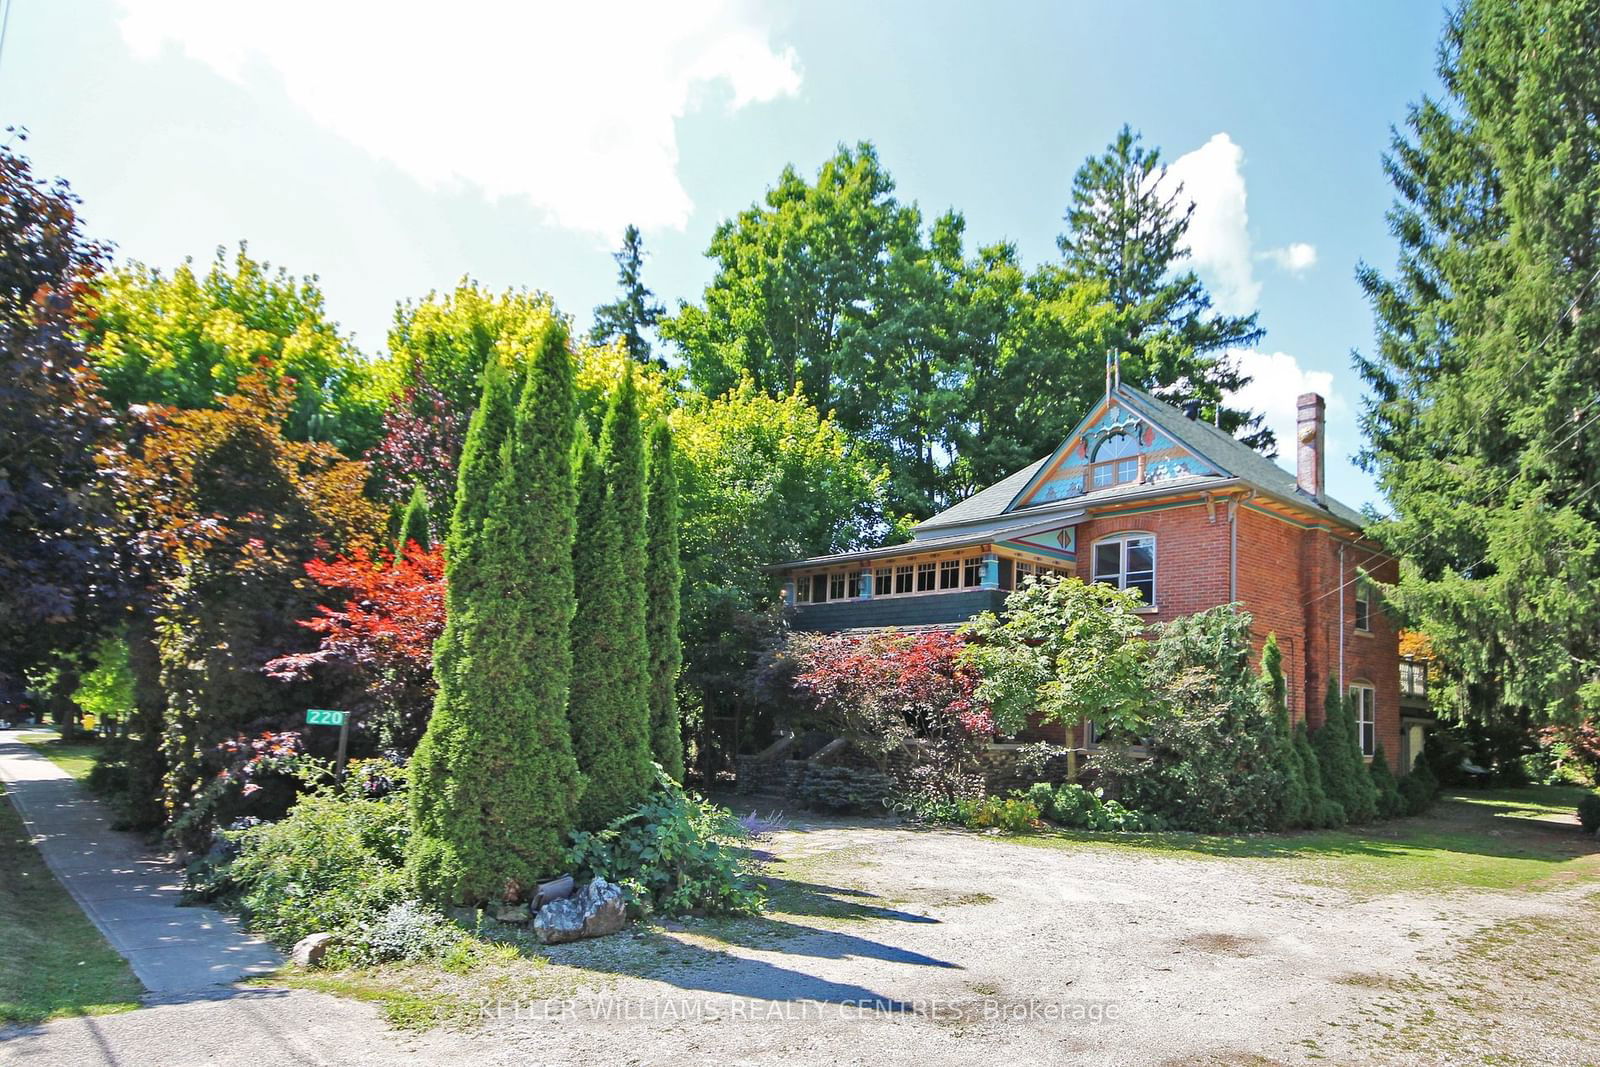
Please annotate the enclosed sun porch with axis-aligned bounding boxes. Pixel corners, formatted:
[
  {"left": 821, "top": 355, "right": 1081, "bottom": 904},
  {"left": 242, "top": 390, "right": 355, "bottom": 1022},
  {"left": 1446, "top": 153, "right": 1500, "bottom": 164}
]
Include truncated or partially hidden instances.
[{"left": 775, "top": 513, "right": 1112, "bottom": 633}]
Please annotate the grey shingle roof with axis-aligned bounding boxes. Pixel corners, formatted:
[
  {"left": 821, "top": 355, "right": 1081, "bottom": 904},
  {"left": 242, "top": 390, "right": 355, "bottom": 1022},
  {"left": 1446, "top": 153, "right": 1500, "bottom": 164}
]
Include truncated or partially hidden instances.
[{"left": 915, "top": 384, "right": 1367, "bottom": 533}]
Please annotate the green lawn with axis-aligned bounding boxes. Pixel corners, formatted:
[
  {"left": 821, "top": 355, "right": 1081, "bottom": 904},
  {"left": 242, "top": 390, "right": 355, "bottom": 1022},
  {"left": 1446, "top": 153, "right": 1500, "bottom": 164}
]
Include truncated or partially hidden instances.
[
  {"left": 0, "top": 783, "right": 142, "bottom": 1026},
  {"left": 16, "top": 732, "right": 103, "bottom": 781},
  {"left": 1015, "top": 785, "right": 1599, "bottom": 895}
]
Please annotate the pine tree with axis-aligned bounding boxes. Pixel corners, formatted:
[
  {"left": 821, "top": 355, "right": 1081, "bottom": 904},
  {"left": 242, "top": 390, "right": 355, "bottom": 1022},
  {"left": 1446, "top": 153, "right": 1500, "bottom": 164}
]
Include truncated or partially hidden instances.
[
  {"left": 1313, "top": 678, "right": 1378, "bottom": 824},
  {"left": 568, "top": 372, "right": 655, "bottom": 828},
  {"left": 396, "top": 483, "right": 432, "bottom": 554},
  {"left": 1260, "top": 635, "right": 1310, "bottom": 829},
  {"left": 407, "top": 325, "right": 584, "bottom": 904},
  {"left": 1294, "top": 720, "right": 1343, "bottom": 828},
  {"left": 1369, "top": 742, "right": 1404, "bottom": 819},
  {"left": 1355, "top": 0, "right": 1600, "bottom": 727},
  {"left": 644, "top": 420, "right": 685, "bottom": 781},
  {"left": 589, "top": 224, "right": 666, "bottom": 368},
  {"left": 1057, "top": 125, "right": 1271, "bottom": 451}
]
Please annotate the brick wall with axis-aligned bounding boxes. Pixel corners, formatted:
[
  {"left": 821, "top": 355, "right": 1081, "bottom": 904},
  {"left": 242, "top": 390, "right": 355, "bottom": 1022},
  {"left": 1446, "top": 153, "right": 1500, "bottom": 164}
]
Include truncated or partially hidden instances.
[{"left": 1076, "top": 498, "right": 1403, "bottom": 771}]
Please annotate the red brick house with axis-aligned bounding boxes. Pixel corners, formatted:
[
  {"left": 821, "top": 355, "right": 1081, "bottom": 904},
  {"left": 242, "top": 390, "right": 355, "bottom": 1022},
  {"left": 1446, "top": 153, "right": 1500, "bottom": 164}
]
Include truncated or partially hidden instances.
[{"left": 775, "top": 375, "right": 1416, "bottom": 771}]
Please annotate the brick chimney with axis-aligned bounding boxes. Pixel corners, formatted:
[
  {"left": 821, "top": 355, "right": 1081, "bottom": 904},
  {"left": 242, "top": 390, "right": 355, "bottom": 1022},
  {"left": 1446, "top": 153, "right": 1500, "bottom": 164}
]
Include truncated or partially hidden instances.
[{"left": 1296, "top": 393, "right": 1325, "bottom": 501}]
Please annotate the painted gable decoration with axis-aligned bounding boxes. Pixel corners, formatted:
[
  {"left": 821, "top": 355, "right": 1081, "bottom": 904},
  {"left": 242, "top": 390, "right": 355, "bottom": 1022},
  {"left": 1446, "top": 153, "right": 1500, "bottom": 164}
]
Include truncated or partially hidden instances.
[{"left": 1011, "top": 394, "right": 1223, "bottom": 510}]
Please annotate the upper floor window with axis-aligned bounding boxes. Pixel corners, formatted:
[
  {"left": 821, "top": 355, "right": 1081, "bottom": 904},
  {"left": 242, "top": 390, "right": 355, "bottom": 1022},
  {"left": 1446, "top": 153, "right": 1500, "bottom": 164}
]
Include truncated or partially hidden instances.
[
  {"left": 1354, "top": 580, "right": 1372, "bottom": 632},
  {"left": 1090, "top": 458, "right": 1140, "bottom": 490},
  {"left": 1092, "top": 533, "right": 1155, "bottom": 605},
  {"left": 1350, "top": 683, "right": 1376, "bottom": 757},
  {"left": 1400, "top": 658, "right": 1427, "bottom": 698}
]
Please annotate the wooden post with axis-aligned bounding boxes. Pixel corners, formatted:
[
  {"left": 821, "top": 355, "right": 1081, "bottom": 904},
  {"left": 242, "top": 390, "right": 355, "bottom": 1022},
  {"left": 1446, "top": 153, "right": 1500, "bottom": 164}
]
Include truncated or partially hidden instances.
[{"left": 335, "top": 715, "right": 350, "bottom": 778}]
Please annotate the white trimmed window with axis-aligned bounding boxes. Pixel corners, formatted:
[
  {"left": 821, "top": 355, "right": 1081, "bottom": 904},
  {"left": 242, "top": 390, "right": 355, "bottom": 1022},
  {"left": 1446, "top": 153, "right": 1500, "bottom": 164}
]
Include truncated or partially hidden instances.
[
  {"left": 1350, "top": 683, "right": 1376, "bottom": 758},
  {"left": 847, "top": 572, "right": 863, "bottom": 599},
  {"left": 1354, "top": 580, "right": 1372, "bottom": 632},
  {"left": 895, "top": 564, "right": 914, "bottom": 594},
  {"left": 794, "top": 576, "right": 810, "bottom": 603},
  {"left": 1092, "top": 533, "right": 1155, "bottom": 605},
  {"left": 916, "top": 561, "right": 936, "bottom": 592},
  {"left": 940, "top": 558, "right": 960, "bottom": 590},
  {"left": 963, "top": 557, "right": 983, "bottom": 587},
  {"left": 1016, "top": 561, "right": 1034, "bottom": 583},
  {"left": 829, "top": 572, "right": 846, "bottom": 601},
  {"left": 875, "top": 566, "right": 892, "bottom": 596},
  {"left": 811, "top": 573, "right": 828, "bottom": 603}
]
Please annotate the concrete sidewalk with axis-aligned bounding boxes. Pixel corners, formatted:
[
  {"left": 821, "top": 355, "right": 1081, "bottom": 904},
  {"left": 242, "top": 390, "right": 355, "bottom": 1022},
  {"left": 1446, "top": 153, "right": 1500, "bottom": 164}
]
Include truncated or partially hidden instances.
[{"left": 0, "top": 730, "right": 282, "bottom": 994}]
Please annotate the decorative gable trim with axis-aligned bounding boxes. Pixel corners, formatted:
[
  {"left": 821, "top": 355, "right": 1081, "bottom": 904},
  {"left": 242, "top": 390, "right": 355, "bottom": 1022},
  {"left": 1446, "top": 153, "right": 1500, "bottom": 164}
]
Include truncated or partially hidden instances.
[{"left": 1007, "top": 387, "right": 1228, "bottom": 511}]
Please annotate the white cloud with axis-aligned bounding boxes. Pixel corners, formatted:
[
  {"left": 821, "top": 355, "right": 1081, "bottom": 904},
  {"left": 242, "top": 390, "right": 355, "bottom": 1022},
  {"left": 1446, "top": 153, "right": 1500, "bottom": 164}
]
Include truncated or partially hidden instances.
[
  {"left": 1226, "top": 348, "right": 1344, "bottom": 459},
  {"left": 1166, "top": 134, "right": 1317, "bottom": 313},
  {"left": 1167, "top": 133, "right": 1259, "bottom": 315},
  {"left": 1263, "top": 241, "right": 1318, "bottom": 274},
  {"left": 114, "top": 1, "right": 801, "bottom": 238}
]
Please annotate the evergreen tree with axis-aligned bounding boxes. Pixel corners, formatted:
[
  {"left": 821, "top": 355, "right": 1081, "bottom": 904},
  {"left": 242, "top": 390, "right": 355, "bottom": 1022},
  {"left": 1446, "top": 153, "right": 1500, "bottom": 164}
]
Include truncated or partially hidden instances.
[
  {"left": 1057, "top": 125, "right": 1272, "bottom": 451},
  {"left": 1355, "top": 0, "right": 1600, "bottom": 727},
  {"left": 568, "top": 373, "right": 655, "bottom": 828},
  {"left": 1260, "top": 635, "right": 1310, "bottom": 829},
  {"left": 1294, "top": 720, "right": 1344, "bottom": 828},
  {"left": 589, "top": 225, "right": 666, "bottom": 368},
  {"left": 1313, "top": 678, "right": 1378, "bottom": 824},
  {"left": 407, "top": 324, "right": 584, "bottom": 904},
  {"left": 396, "top": 483, "right": 431, "bottom": 554},
  {"left": 644, "top": 420, "right": 685, "bottom": 781},
  {"left": 1369, "top": 741, "right": 1404, "bottom": 819}
]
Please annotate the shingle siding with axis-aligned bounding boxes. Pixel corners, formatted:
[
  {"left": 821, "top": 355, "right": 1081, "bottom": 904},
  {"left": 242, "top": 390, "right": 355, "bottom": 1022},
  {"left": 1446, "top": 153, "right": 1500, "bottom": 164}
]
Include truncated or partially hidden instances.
[{"left": 792, "top": 589, "right": 1009, "bottom": 633}]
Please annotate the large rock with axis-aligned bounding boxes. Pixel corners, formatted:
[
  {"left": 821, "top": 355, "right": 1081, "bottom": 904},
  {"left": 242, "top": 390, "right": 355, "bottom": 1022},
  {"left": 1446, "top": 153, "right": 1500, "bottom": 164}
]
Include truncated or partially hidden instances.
[
  {"left": 533, "top": 877, "right": 626, "bottom": 944},
  {"left": 291, "top": 932, "right": 336, "bottom": 968}
]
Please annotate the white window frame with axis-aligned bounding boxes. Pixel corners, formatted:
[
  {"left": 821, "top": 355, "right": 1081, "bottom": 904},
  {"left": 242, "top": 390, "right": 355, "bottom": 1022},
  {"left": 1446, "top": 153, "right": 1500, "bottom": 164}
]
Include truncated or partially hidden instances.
[
  {"left": 829, "top": 572, "right": 846, "bottom": 601},
  {"left": 963, "top": 557, "right": 983, "bottom": 587},
  {"left": 1350, "top": 682, "right": 1377, "bottom": 758},
  {"left": 916, "top": 561, "right": 937, "bottom": 592},
  {"left": 1091, "top": 532, "right": 1156, "bottom": 607},
  {"left": 1354, "top": 579, "right": 1372, "bottom": 632},
  {"left": 895, "top": 564, "right": 914, "bottom": 594}
]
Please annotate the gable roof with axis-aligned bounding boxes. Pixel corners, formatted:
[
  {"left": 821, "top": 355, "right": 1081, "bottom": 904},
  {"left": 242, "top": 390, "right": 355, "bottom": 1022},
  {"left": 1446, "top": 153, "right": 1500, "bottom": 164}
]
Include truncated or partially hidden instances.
[{"left": 914, "top": 383, "right": 1366, "bottom": 534}]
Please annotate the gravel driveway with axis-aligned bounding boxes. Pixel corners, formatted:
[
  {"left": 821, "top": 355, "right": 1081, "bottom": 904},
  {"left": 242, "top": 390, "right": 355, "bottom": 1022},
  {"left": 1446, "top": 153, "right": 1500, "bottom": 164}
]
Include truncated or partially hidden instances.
[{"left": 7, "top": 805, "right": 1596, "bottom": 1066}]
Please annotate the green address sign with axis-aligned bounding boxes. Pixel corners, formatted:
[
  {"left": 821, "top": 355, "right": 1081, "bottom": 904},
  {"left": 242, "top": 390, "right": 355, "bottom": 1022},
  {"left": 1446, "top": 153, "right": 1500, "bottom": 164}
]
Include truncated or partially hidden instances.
[{"left": 305, "top": 708, "right": 347, "bottom": 727}]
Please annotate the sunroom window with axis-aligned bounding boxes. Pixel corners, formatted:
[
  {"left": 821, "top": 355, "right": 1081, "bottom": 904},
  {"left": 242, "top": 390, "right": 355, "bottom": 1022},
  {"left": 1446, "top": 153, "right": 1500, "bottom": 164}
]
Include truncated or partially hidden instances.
[
  {"left": 916, "top": 561, "right": 937, "bottom": 592},
  {"left": 963, "top": 557, "right": 983, "bottom": 587},
  {"left": 940, "top": 559, "right": 960, "bottom": 589},
  {"left": 895, "top": 564, "right": 914, "bottom": 594},
  {"left": 829, "top": 572, "right": 846, "bottom": 601},
  {"left": 1092, "top": 533, "right": 1155, "bottom": 605},
  {"left": 875, "top": 567, "right": 893, "bottom": 596}
]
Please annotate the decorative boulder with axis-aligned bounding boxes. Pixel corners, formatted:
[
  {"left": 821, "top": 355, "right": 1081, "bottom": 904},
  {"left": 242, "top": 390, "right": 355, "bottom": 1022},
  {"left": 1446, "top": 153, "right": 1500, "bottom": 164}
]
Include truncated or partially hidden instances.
[
  {"left": 533, "top": 877, "right": 627, "bottom": 944},
  {"left": 291, "top": 932, "right": 336, "bottom": 968},
  {"left": 492, "top": 902, "right": 531, "bottom": 924}
]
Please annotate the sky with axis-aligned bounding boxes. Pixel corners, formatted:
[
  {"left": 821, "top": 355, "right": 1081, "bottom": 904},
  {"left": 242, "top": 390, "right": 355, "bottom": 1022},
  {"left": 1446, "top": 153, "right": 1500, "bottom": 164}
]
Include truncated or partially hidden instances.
[{"left": 2, "top": 0, "right": 1446, "bottom": 512}]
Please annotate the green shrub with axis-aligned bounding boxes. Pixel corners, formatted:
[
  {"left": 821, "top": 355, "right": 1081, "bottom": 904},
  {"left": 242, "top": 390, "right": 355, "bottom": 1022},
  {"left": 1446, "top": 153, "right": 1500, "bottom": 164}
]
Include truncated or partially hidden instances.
[
  {"left": 970, "top": 795, "right": 1039, "bottom": 834},
  {"left": 568, "top": 773, "right": 763, "bottom": 916},
  {"left": 1369, "top": 742, "right": 1405, "bottom": 818},
  {"left": 1035, "top": 782, "right": 1160, "bottom": 832},
  {"left": 226, "top": 780, "right": 410, "bottom": 946},
  {"left": 1260, "top": 635, "right": 1310, "bottom": 829},
  {"left": 1578, "top": 793, "right": 1600, "bottom": 835},
  {"left": 346, "top": 900, "right": 467, "bottom": 966},
  {"left": 1397, "top": 752, "right": 1439, "bottom": 816},
  {"left": 1100, "top": 607, "right": 1286, "bottom": 832},
  {"left": 1313, "top": 680, "right": 1378, "bottom": 824},
  {"left": 793, "top": 765, "right": 895, "bottom": 814}
]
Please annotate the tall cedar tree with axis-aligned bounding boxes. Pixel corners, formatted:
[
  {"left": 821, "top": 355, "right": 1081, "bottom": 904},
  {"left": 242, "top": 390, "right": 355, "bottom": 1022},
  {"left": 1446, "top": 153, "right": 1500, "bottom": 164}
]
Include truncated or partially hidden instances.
[
  {"left": 0, "top": 145, "right": 123, "bottom": 701},
  {"left": 396, "top": 483, "right": 432, "bottom": 554},
  {"left": 1313, "top": 678, "right": 1378, "bottom": 824},
  {"left": 1369, "top": 741, "right": 1404, "bottom": 819},
  {"left": 569, "top": 432, "right": 652, "bottom": 828},
  {"left": 1355, "top": 0, "right": 1600, "bottom": 726},
  {"left": 644, "top": 421, "right": 685, "bottom": 780},
  {"left": 407, "top": 330, "right": 584, "bottom": 904},
  {"left": 1260, "top": 635, "right": 1311, "bottom": 829},
  {"left": 589, "top": 225, "right": 666, "bottom": 368},
  {"left": 1057, "top": 125, "right": 1272, "bottom": 451},
  {"left": 1294, "top": 720, "right": 1343, "bottom": 828}
]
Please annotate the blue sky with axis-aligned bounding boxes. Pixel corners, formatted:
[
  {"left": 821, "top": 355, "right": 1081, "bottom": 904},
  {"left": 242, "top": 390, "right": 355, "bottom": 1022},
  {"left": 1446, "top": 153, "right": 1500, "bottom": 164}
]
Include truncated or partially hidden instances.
[{"left": 4, "top": 1, "right": 1444, "bottom": 511}]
